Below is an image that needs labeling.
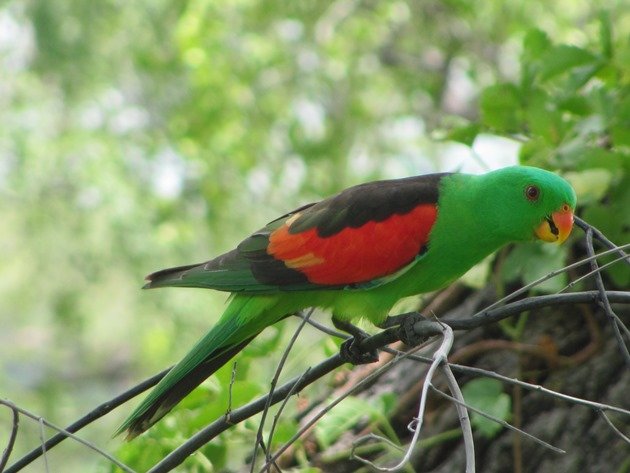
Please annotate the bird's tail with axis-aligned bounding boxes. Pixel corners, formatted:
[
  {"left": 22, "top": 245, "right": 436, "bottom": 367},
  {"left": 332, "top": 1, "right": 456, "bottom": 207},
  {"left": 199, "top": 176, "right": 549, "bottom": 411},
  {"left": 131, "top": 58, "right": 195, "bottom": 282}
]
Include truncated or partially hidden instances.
[{"left": 115, "top": 295, "right": 285, "bottom": 439}]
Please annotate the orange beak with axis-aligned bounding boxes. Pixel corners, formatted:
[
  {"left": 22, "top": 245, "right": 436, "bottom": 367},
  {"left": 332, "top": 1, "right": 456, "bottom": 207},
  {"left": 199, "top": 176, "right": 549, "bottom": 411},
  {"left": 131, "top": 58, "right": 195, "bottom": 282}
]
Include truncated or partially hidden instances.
[{"left": 535, "top": 205, "right": 574, "bottom": 244}]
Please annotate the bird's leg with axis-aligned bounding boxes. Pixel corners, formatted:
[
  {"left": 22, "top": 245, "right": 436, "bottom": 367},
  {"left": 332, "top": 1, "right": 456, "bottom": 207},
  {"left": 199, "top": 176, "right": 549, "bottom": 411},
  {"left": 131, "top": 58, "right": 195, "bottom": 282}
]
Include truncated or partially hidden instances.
[
  {"left": 332, "top": 316, "right": 379, "bottom": 365},
  {"left": 379, "top": 311, "right": 428, "bottom": 347}
]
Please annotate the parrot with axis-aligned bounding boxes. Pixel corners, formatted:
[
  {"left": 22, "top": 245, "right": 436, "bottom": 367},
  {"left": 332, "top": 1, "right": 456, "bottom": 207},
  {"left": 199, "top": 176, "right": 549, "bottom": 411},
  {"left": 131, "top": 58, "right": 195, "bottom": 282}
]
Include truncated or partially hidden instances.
[{"left": 116, "top": 165, "right": 576, "bottom": 439}]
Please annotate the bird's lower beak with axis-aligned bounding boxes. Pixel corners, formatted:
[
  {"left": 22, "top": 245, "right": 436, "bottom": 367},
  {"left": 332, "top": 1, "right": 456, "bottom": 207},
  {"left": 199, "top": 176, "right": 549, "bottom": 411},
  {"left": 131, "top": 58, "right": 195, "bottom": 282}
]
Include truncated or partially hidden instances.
[{"left": 535, "top": 207, "right": 574, "bottom": 244}]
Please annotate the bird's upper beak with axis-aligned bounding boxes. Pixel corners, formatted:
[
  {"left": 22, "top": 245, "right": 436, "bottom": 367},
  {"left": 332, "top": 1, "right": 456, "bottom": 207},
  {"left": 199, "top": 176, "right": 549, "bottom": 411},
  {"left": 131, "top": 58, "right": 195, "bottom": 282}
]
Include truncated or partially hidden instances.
[{"left": 535, "top": 205, "right": 574, "bottom": 244}]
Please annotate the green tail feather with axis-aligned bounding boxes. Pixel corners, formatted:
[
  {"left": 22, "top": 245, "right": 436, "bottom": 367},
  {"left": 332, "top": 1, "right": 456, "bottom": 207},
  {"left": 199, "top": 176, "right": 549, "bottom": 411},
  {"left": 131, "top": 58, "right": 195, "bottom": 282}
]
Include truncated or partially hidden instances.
[{"left": 115, "top": 295, "right": 286, "bottom": 439}]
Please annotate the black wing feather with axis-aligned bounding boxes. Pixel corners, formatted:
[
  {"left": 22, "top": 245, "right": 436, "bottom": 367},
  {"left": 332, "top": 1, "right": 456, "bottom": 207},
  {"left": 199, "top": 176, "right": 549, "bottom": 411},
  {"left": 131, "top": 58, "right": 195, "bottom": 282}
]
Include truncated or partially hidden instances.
[{"left": 145, "top": 173, "right": 451, "bottom": 291}]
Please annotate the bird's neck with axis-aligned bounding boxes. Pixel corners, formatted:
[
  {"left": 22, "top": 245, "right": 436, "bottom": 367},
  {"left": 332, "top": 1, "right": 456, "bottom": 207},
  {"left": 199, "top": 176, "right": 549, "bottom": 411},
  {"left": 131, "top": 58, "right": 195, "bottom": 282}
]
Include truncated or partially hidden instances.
[{"left": 394, "top": 174, "right": 508, "bottom": 298}]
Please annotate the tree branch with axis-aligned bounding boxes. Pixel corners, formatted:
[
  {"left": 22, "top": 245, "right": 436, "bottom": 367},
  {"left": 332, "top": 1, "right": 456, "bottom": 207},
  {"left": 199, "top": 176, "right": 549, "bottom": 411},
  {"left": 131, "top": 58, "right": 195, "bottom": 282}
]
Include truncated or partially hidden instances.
[
  {"left": 0, "top": 402, "right": 19, "bottom": 472},
  {"left": 146, "top": 290, "right": 630, "bottom": 472},
  {"left": 6, "top": 291, "right": 630, "bottom": 472},
  {"left": 4, "top": 369, "right": 168, "bottom": 473},
  {"left": 0, "top": 400, "right": 134, "bottom": 473}
]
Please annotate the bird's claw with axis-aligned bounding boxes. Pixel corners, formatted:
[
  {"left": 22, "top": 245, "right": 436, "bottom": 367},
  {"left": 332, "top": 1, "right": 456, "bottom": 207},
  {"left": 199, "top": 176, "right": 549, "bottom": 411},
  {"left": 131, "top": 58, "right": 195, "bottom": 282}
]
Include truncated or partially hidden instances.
[
  {"left": 339, "top": 336, "right": 379, "bottom": 365},
  {"left": 395, "top": 312, "right": 428, "bottom": 347},
  {"left": 381, "top": 312, "right": 428, "bottom": 347}
]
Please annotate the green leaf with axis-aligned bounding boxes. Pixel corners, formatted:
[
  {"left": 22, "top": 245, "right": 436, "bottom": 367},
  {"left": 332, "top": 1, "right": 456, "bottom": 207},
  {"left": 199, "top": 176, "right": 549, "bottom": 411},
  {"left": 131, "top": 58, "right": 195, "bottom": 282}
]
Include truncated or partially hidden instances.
[
  {"left": 564, "top": 168, "right": 614, "bottom": 205},
  {"left": 581, "top": 179, "right": 630, "bottom": 287},
  {"left": 539, "top": 45, "right": 599, "bottom": 81},
  {"left": 269, "top": 418, "right": 299, "bottom": 446},
  {"left": 480, "top": 84, "right": 522, "bottom": 131},
  {"left": 446, "top": 123, "right": 482, "bottom": 146},
  {"left": 502, "top": 243, "right": 569, "bottom": 293},
  {"left": 565, "top": 62, "right": 604, "bottom": 91},
  {"left": 315, "top": 396, "right": 378, "bottom": 449},
  {"left": 518, "top": 137, "right": 553, "bottom": 168},
  {"left": 611, "top": 94, "right": 630, "bottom": 147},
  {"left": 525, "top": 88, "right": 564, "bottom": 144},
  {"left": 599, "top": 11, "right": 613, "bottom": 58},
  {"left": 556, "top": 95, "right": 591, "bottom": 116},
  {"left": 462, "top": 379, "right": 511, "bottom": 439},
  {"left": 522, "top": 28, "right": 552, "bottom": 61}
]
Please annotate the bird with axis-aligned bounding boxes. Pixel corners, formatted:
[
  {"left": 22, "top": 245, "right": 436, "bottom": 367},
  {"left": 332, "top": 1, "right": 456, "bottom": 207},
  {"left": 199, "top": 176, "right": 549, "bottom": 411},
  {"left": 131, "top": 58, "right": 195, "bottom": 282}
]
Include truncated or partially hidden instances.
[{"left": 116, "top": 165, "right": 576, "bottom": 439}]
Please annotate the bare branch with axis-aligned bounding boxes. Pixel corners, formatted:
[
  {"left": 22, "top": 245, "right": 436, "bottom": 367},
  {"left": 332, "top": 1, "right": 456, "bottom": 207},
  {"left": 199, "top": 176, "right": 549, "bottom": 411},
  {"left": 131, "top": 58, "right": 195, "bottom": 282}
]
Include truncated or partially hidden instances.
[
  {"left": 4, "top": 369, "right": 167, "bottom": 473},
  {"left": 0, "top": 402, "right": 19, "bottom": 472},
  {"left": 560, "top": 253, "right": 630, "bottom": 293},
  {"left": 252, "top": 308, "right": 313, "bottom": 472},
  {"left": 295, "top": 311, "right": 347, "bottom": 339},
  {"left": 574, "top": 216, "right": 630, "bottom": 267},
  {"left": 597, "top": 410, "right": 630, "bottom": 445},
  {"left": 0, "top": 400, "right": 133, "bottom": 473},
  {"left": 447, "top": 291, "right": 630, "bottom": 330},
  {"left": 430, "top": 386, "right": 565, "bottom": 454},
  {"left": 148, "top": 355, "right": 345, "bottom": 473},
  {"left": 37, "top": 416, "right": 49, "bottom": 473},
  {"left": 7, "top": 290, "right": 630, "bottom": 473},
  {"left": 584, "top": 228, "right": 630, "bottom": 367},
  {"left": 352, "top": 323, "right": 454, "bottom": 471},
  {"left": 479, "top": 243, "right": 630, "bottom": 315},
  {"left": 259, "top": 346, "right": 422, "bottom": 473},
  {"left": 441, "top": 364, "right": 475, "bottom": 472}
]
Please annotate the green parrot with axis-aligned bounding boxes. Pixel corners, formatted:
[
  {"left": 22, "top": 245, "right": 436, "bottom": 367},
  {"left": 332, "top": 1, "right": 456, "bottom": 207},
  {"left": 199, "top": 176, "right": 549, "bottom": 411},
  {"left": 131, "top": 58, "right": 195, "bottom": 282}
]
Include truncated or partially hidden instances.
[{"left": 117, "top": 165, "right": 576, "bottom": 439}]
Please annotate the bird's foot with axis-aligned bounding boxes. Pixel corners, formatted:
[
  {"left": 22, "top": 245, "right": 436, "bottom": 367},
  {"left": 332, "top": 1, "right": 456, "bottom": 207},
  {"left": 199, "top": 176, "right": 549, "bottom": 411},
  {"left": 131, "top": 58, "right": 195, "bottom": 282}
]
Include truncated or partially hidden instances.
[
  {"left": 332, "top": 316, "right": 379, "bottom": 365},
  {"left": 339, "top": 334, "right": 379, "bottom": 365},
  {"left": 380, "top": 312, "right": 428, "bottom": 347}
]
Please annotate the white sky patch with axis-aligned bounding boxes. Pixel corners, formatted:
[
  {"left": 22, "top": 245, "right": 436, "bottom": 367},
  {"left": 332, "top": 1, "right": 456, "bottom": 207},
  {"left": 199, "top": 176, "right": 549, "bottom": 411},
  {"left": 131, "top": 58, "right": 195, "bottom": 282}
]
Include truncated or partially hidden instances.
[
  {"left": 386, "top": 116, "right": 426, "bottom": 141},
  {"left": 0, "top": 8, "right": 34, "bottom": 73},
  {"left": 293, "top": 98, "right": 326, "bottom": 141},
  {"left": 279, "top": 156, "right": 307, "bottom": 193},
  {"left": 110, "top": 104, "right": 149, "bottom": 134},
  {"left": 275, "top": 19, "right": 304, "bottom": 42},
  {"left": 297, "top": 48, "right": 319, "bottom": 72},
  {"left": 348, "top": 147, "right": 377, "bottom": 179},
  {"left": 436, "top": 134, "right": 520, "bottom": 174},
  {"left": 247, "top": 166, "right": 272, "bottom": 198},
  {"left": 442, "top": 57, "right": 477, "bottom": 115},
  {"left": 151, "top": 148, "right": 186, "bottom": 199}
]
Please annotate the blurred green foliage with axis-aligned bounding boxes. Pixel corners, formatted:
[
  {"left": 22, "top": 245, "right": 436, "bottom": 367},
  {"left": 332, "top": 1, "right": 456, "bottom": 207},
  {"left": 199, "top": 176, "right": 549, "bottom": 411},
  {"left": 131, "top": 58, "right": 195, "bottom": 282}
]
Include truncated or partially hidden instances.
[
  {"left": 0, "top": 0, "right": 628, "bottom": 471},
  {"left": 461, "top": 378, "right": 511, "bottom": 439}
]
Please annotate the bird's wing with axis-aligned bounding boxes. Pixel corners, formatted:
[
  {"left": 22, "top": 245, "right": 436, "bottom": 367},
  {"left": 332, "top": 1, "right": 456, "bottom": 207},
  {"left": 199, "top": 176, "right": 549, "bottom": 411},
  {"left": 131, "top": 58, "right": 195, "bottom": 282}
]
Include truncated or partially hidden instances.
[{"left": 145, "top": 173, "right": 450, "bottom": 292}]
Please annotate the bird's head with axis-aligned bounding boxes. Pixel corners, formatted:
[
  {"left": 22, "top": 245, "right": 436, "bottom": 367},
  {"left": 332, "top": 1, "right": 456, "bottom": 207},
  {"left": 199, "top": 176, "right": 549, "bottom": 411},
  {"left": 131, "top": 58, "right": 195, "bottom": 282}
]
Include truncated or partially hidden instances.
[{"left": 478, "top": 166, "right": 577, "bottom": 245}]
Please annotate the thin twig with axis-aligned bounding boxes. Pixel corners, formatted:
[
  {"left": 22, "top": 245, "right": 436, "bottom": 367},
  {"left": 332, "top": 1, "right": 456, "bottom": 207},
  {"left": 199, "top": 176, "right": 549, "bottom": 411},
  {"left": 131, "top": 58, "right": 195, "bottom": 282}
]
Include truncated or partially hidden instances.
[
  {"left": 353, "top": 324, "right": 453, "bottom": 471},
  {"left": 261, "top": 357, "right": 406, "bottom": 472},
  {"left": 5, "top": 368, "right": 167, "bottom": 473},
  {"left": 597, "top": 410, "right": 630, "bottom": 445},
  {"left": 430, "top": 386, "right": 565, "bottom": 454},
  {"left": 0, "top": 403, "right": 19, "bottom": 472},
  {"left": 267, "top": 367, "right": 312, "bottom": 460},
  {"left": 585, "top": 228, "right": 630, "bottom": 367},
  {"left": 225, "top": 362, "right": 238, "bottom": 424},
  {"left": 148, "top": 355, "right": 345, "bottom": 473},
  {"left": 260, "top": 340, "right": 436, "bottom": 473},
  {"left": 352, "top": 433, "right": 405, "bottom": 452},
  {"left": 441, "top": 364, "right": 475, "bottom": 472},
  {"left": 560, "top": 253, "right": 630, "bottom": 293},
  {"left": 295, "top": 312, "right": 347, "bottom": 339},
  {"left": 0, "top": 400, "right": 134, "bottom": 473},
  {"left": 252, "top": 308, "right": 314, "bottom": 472},
  {"left": 38, "top": 417, "right": 49, "bottom": 473},
  {"left": 381, "top": 346, "right": 630, "bottom": 418},
  {"left": 8, "top": 291, "right": 630, "bottom": 472},
  {"left": 574, "top": 216, "right": 630, "bottom": 267},
  {"left": 477, "top": 243, "right": 630, "bottom": 316},
  {"left": 447, "top": 291, "right": 630, "bottom": 330}
]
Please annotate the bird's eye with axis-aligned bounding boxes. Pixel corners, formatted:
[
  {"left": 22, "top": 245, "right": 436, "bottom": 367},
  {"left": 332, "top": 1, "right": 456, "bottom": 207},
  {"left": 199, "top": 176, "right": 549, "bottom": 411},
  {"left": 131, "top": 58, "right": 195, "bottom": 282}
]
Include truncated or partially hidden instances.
[{"left": 525, "top": 185, "right": 540, "bottom": 201}]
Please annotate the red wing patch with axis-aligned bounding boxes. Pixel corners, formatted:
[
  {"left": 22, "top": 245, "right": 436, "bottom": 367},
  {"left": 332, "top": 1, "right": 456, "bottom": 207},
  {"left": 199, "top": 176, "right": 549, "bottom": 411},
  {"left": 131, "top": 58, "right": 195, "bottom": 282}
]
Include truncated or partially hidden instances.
[{"left": 267, "top": 204, "right": 437, "bottom": 285}]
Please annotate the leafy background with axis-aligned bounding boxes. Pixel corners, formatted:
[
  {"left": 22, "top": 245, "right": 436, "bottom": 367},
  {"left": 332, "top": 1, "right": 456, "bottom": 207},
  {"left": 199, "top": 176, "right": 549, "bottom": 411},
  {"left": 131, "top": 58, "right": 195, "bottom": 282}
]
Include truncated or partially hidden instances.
[{"left": 0, "top": 0, "right": 628, "bottom": 471}]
